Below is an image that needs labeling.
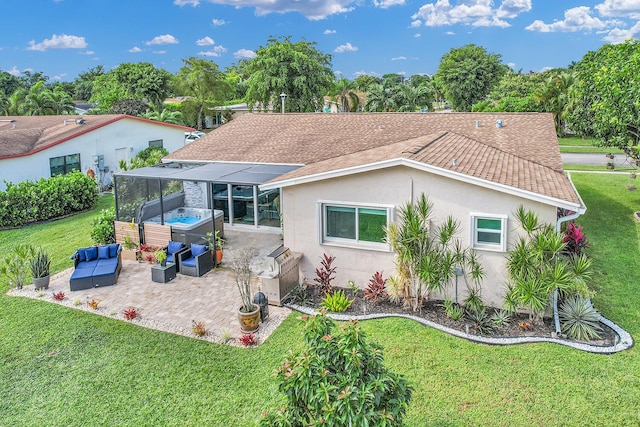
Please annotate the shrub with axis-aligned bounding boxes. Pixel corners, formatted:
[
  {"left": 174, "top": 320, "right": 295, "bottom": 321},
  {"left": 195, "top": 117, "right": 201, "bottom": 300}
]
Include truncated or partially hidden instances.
[
  {"left": 0, "top": 171, "right": 97, "bottom": 228},
  {"left": 192, "top": 320, "right": 207, "bottom": 337},
  {"left": 287, "top": 283, "right": 313, "bottom": 306},
  {"left": 563, "top": 222, "right": 588, "bottom": 256},
  {"left": 363, "top": 271, "right": 388, "bottom": 304},
  {"left": 465, "top": 307, "right": 495, "bottom": 335},
  {"left": 442, "top": 298, "right": 464, "bottom": 321},
  {"left": 90, "top": 208, "right": 116, "bottom": 244},
  {"left": 320, "top": 289, "right": 353, "bottom": 312},
  {"left": 463, "top": 288, "right": 484, "bottom": 313},
  {"left": 123, "top": 307, "right": 138, "bottom": 320},
  {"left": 313, "top": 253, "right": 336, "bottom": 294},
  {"left": 559, "top": 296, "right": 603, "bottom": 341},
  {"left": 0, "top": 244, "right": 36, "bottom": 289},
  {"left": 87, "top": 299, "right": 100, "bottom": 310},
  {"left": 261, "top": 312, "right": 412, "bottom": 426},
  {"left": 52, "top": 291, "right": 65, "bottom": 301},
  {"left": 490, "top": 309, "right": 511, "bottom": 327},
  {"left": 238, "top": 333, "right": 257, "bottom": 346}
]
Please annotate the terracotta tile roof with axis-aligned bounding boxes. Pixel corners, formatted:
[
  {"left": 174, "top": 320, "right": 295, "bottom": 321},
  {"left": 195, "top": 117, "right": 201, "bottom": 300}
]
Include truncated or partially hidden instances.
[
  {"left": 0, "top": 115, "right": 191, "bottom": 159},
  {"left": 165, "top": 112, "right": 580, "bottom": 207}
]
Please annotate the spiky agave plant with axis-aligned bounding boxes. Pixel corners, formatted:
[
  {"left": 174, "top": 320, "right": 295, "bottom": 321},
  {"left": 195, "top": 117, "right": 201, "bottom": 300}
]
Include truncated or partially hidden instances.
[{"left": 559, "top": 296, "right": 603, "bottom": 341}]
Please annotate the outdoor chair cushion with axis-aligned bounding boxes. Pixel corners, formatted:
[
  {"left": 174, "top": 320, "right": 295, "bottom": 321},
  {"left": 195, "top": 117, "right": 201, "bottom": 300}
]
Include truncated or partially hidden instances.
[
  {"left": 108, "top": 243, "right": 119, "bottom": 258},
  {"left": 168, "top": 241, "right": 184, "bottom": 255},
  {"left": 84, "top": 247, "right": 98, "bottom": 261},
  {"left": 191, "top": 243, "right": 207, "bottom": 257},
  {"left": 181, "top": 257, "right": 197, "bottom": 267}
]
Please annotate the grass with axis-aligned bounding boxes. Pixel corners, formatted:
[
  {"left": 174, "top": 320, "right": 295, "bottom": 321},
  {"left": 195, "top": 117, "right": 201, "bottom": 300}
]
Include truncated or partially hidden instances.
[
  {"left": 558, "top": 136, "right": 624, "bottom": 154},
  {"left": 1, "top": 178, "right": 640, "bottom": 426},
  {"left": 564, "top": 165, "right": 638, "bottom": 172}
]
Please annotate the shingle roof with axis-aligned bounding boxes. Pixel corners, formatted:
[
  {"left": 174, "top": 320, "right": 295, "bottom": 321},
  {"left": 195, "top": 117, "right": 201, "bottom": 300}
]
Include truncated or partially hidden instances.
[
  {"left": 165, "top": 112, "right": 580, "bottom": 207},
  {"left": 0, "top": 115, "right": 191, "bottom": 159}
]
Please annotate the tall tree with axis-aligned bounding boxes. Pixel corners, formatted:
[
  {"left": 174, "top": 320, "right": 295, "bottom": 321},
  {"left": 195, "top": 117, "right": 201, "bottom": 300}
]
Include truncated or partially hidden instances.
[
  {"left": 244, "top": 36, "right": 334, "bottom": 112},
  {"left": 0, "top": 70, "right": 20, "bottom": 97},
  {"left": 22, "top": 81, "right": 55, "bottom": 115},
  {"left": 569, "top": 40, "right": 640, "bottom": 157},
  {"left": 174, "top": 57, "right": 230, "bottom": 130},
  {"left": 90, "top": 63, "right": 172, "bottom": 112},
  {"left": 354, "top": 75, "right": 382, "bottom": 92},
  {"left": 535, "top": 69, "right": 573, "bottom": 136},
  {"left": 73, "top": 65, "right": 105, "bottom": 101},
  {"left": 434, "top": 44, "right": 507, "bottom": 111}
]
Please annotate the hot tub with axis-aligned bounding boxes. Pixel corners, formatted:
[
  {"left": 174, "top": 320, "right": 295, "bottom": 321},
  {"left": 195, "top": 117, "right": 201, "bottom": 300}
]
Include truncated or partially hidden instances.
[{"left": 144, "top": 207, "right": 224, "bottom": 245}]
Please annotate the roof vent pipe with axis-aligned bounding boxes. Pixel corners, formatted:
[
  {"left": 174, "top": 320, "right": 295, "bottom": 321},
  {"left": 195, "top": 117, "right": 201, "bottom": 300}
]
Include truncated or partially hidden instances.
[
  {"left": 496, "top": 119, "right": 503, "bottom": 128},
  {"left": 64, "top": 119, "right": 68, "bottom": 125},
  {"left": 475, "top": 120, "right": 480, "bottom": 128}
]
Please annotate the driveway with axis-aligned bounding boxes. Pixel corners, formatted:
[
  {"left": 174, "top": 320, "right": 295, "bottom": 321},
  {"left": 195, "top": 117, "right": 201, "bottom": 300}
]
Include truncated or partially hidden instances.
[{"left": 561, "top": 153, "right": 630, "bottom": 166}]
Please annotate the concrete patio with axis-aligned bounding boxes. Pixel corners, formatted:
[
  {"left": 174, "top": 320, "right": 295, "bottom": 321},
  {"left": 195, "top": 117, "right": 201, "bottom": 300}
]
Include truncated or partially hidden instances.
[{"left": 9, "top": 228, "right": 292, "bottom": 345}]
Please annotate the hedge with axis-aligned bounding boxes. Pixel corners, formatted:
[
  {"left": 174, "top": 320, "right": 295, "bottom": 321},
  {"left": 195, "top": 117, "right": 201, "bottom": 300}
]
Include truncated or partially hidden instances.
[{"left": 0, "top": 171, "right": 98, "bottom": 228}]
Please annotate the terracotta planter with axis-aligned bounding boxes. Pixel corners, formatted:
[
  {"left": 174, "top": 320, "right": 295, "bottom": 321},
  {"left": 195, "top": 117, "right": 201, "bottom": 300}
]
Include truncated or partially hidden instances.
[
  {"left": 215, "top": 249, "right": 223, "bottom": 264},
  {"left": 33, "top": 275, "right": 50, "bottom": 290},
  {"left": 238, "top": 305, "right": 260, "bottom": 333}
]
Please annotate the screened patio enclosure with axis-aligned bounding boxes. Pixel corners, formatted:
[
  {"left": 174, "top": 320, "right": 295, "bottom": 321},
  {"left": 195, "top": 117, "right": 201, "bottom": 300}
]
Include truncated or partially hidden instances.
[{"left": 113, "top": 162, "right": 300, "bottom": 232}]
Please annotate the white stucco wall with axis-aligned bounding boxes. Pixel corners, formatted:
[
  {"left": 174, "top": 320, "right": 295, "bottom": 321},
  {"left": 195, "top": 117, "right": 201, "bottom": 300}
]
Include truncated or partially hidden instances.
[
  {"left": 282, "top": 165, "right": 558, "bottom": 308},
  {"left": 0, "top": 118, "right": 186, "bottom": 190}
]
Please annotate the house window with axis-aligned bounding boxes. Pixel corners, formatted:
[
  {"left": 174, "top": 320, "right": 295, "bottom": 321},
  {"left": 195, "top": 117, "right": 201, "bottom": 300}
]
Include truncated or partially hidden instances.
[
  {"left": 148, "top": 139, "right": 163, "bottom": 148},
  {"left": 49, "top": 154, "right": 80, "bottom": 176},
  {"left": 471, "top": 214, "right": 507, "bottom": 252},
  {"left": 321, "top": 202, "right": 390, "bottom": 249}
]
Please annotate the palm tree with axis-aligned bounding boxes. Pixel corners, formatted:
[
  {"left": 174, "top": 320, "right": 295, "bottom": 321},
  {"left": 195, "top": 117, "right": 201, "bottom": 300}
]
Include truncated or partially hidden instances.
[
  {"left": 22, "top": 81, "right": 55, "bottom": 115},
  {"left": 141, "top": 109, "right": 184, "bottom": 125},
  {"left": 394, "top": 84, "right": 433, "bottom": 112},
  {"left": 331, "top": 78, "right": 360, "bottom": 112},
  {"left": 364, "top": 83, "right": 398, "bottom": 112},
  {"left": 49, "top": 85, "right": 75, "bottom": 114},
  {"left": 536, "top": 70, "right": 574, "bottom": 136}
]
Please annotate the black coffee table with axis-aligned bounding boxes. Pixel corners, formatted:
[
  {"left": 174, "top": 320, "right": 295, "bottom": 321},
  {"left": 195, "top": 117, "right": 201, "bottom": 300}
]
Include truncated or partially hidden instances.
[{"left": 151, "top": 263, "right": 177, "bottom": 283}]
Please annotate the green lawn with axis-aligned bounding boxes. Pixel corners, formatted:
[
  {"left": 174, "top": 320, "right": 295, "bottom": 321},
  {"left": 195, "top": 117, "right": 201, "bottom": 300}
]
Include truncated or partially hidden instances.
[
  {"left": 558, "top": 137, "right": 624, "bottom": 154},
  {"left": 1, "top": 177, "right": 639, "bottom": 426}
]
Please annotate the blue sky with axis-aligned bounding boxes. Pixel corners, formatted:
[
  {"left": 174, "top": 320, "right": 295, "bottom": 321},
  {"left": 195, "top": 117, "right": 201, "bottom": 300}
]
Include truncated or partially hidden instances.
[{"left": 2, "top": 0, "right": 639, "bottom": 82}]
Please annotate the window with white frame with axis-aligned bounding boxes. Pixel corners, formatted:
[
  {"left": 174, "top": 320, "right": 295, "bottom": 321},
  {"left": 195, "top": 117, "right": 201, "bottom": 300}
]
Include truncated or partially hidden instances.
[
  {"left": 471, "top": 214, "right": 507, "bottom": 251},
  {"left": 320, "top": 203, "right": 390, "bottom": 249}
]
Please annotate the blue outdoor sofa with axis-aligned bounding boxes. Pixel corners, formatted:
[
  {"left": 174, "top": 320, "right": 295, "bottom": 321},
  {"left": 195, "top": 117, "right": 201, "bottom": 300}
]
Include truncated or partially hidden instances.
[{"left": 69, "top": 244, "right": 122, "bottom": 291}]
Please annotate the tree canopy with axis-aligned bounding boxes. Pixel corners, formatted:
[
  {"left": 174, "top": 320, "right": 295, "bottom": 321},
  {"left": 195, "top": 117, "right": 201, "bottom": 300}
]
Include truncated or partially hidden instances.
[
  {"left": 435, "top": 44, "right": 507, "bottom": 111},
  {"left": 174, "top": 57, "right": 230, "bottom": 130},
  {"left": 90, "top": 62, "right": 173, "bottom": 112},
  {"left": 569, "top": 40, "right": 640, "bottom": 156},
  {"left": 243, "top": 36, "right": 334, "bottom": 112}
]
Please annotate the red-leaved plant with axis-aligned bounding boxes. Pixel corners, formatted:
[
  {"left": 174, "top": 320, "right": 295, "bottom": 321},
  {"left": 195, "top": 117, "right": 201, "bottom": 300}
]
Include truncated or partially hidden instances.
[
  {"left": 313, "top": 253, "right": 336, "bottom": 294},
  {"left": 123, "top": 307, "right": 138, "bottom": 320},
  {"left": 52, "top": 291, "right": 65, "bottom": 301},
  {"left": 239, "top": 333, "right": 257, "bottom": 346},
  {"left": 363, "top": 271, "right": 388, "bottom": 304},
  {"left": 563, "top": 222, "right": 588, "bottom": 255}
]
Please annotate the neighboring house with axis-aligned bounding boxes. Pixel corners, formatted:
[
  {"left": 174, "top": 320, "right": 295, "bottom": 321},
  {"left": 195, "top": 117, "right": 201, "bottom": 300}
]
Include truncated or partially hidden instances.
[
  {"left": 164, "top": 112, "right": 584, "bottom": 306},
  {"left": 0, "top": 115, "right": 192, "bottom": 190}
]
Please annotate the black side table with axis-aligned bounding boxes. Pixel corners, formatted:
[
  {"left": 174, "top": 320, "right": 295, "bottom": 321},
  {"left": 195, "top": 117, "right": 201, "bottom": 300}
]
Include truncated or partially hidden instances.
[{"left": 151, "top": 263, "right": 177, "bottom": 283}]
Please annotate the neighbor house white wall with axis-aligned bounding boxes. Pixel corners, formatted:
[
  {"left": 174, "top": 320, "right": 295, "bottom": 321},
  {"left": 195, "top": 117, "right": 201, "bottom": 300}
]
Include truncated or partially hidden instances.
[
  {"left": 0, "top": 118, "right": 186, "bottom": 190},
  {"left": 282, "top": 165, "right": 557, "bottom": 308}
]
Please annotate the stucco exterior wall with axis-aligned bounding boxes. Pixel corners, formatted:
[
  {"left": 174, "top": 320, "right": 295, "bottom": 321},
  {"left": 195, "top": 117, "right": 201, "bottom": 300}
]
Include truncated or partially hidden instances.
[
  {"left": 0, "top": 119, "right": 186, "bottom": 190},
  {"left": 282, "top": 165, "right": 557, "bottom": 308}
]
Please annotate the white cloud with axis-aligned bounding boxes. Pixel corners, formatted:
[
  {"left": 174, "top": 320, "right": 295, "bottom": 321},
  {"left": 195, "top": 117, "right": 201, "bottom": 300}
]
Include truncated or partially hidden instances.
[
  {"left": 411, "top": 0, "right": 528, "bottom": 28},
  {"left": 496, "top": 0, "right": 531, "bottom": 19},
  {"left": 603, "top": 21, "right": 640, "bottom": 43},
  {"left": 212, "top": 18, "right": 226, "bottom": 26},
  {"left": 129, "top": 46, "right": 142, "bottom": 53},
  {"left": 391, "top": 56, "right": 407, "bottom": 61},
  {"left": 234, "top": 49, "right": 256, "bottom": 59},
  {"left": 27, "top": 34, "right": 87, "bottom": 51},
  {"left": 596, "top": 0, "right": 640, "bottom": 19},
  {"left": 414, "top": 33, "right": 422, "bottom": 38},
  {"left": 445, "top": 31, "right": 455, "bottom": 35},
  {"left": 324, "top": 29, "right": 337, "bottom": 34},
  {"left": 354, "top": 70, "right": 380, "bottom": 77},
  {"left": 52, "top": 73, "right": 67, "bottom": 81},
  {"left": 525, "top": 6, "right": 612, "bottom": 32},
  {"left": 183, "top": 0, "right": 354, "bottom": 20},
  {"left": 153, "top": 50, "right": 167, "bottom": 54},
  {"left": 198, "top": 45, "right": 227, "bottom": 57},
  {"left": 373, "top": 0, "right": 405, "bottom": 8},
  {"left": 146, "top": 34, "right": 179, "bottom": 45},
  {"left": 7, "top": 66, "right": 21, "bottom": 76},
  {"left": 334, "top": 42, "right": 358, "bottom": 53},
  {"left": 507, "top": 62, "right": 516, "bottom": 69},
  {"left": 83, "top": 50, "right": 94, "bottom": 55},
  {"left": 196, "top": 36, "right": 215, "bottom": 46},
  {"left": 410, "top": 20, "right": 421, "bottom": 28}
]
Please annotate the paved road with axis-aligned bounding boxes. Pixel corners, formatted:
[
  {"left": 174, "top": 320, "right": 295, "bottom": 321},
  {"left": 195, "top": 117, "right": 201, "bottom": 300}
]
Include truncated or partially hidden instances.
[{"left": 561, "top": 153, "right": 630, "bottom": 166}]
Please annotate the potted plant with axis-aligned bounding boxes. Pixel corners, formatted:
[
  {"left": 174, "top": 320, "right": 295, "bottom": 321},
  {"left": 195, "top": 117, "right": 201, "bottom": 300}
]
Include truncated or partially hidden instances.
[
  {"left": 205, "top": 230, "right": 225, "bottom": 264},
  {"left": 0, "top": 244, "right": 36, "bottom": 290},
  {"left": 606, "top": 161, "right": 615, "bottom": 170},
  {"left": 232, "top": 248, "right": 260, "bottom": 333},
  {"left": 119, "top": 220, "right": 140, "bottom": 261},
  {"left": 155, "top": 249, "right": 167, "bottom": 267},
  {"left": 30, "top": 249, "right": 51, "bottom": 290}
]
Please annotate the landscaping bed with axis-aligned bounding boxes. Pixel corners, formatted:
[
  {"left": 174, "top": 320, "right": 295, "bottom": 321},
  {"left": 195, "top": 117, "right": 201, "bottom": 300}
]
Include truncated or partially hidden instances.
[{"left": 287, "top": 286, "right": 619, "bottom": 347}]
